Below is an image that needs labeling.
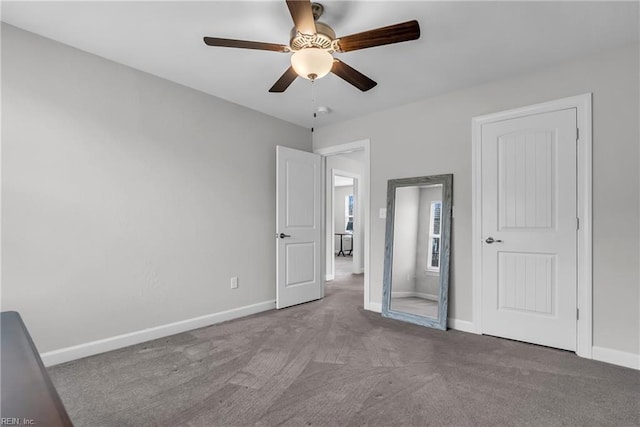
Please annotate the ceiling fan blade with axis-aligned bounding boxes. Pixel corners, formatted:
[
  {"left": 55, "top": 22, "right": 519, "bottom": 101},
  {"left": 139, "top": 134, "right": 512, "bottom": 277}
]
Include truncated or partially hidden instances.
[
  {"left": 269, "top": 66, "right": 298, "bottom": 93},
  {"left": 336, "top": 20, "right": 420, "bottom": 52},
  {"left": 203, "top": 37, "right": 288, "bottom": 53},
  {"left": 286, "top": 0, "right": 317, "bottom": 35},
  {"left": 331, "top": 59, "right": 377, "bottom": 92}
]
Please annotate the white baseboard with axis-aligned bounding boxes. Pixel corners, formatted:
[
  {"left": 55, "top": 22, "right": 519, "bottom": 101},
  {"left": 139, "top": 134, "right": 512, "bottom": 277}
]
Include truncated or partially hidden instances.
[
  {"left": 40, "top": 300, "right": 276, "bottom": 367},
  {"left": 391, "top": 291, "right": 438, "bottom": 301},
  {"left": 366, "top": 302, "right": 382, "bottom": 313},
  {"left": 415, "top": 292, "right": 438, "bottom": 301},
  {"left": 592, "top": 346, "right": 640, "bottom": 370},
  {"left": 325, "top": 274, "right": 335, "bottom": 281},
  {"left": 391, "top": 291, "right": 415, "bottom": 298},
  {"left": 447, "top": 318, "right": 478, "bottom": 334}
]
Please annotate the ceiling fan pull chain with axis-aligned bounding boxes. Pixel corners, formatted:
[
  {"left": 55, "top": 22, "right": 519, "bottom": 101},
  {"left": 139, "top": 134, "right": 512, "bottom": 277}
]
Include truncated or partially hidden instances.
[{"left": 311, "top": 79, "right": 318, "bottom": 123}]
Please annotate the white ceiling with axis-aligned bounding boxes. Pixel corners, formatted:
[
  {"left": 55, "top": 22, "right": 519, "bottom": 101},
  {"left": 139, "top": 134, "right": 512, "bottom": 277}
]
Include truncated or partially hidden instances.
[{"left": 2, "top": 1, "right": 638, "bottom": 129}]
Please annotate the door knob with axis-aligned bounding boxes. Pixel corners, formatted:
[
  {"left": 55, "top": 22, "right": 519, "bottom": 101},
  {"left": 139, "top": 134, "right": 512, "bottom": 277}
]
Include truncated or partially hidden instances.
[
  {"left": 485, "top": 237, "right": 503, "bottom": 244},
  {"left": 279, "top": 233, "right": 291, "bottom": 239}
]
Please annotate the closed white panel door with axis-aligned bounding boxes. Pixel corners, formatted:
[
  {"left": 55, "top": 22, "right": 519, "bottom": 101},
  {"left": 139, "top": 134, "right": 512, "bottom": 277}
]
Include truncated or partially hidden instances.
[
  {"left": 276, "top": 146, "right": 322, "bottom": 309},
  {"left": 481, "top": 109, "right": 577, "bottom": 351}
]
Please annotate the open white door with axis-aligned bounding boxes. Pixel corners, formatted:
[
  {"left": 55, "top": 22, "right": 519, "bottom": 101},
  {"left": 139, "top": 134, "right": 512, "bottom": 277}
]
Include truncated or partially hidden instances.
[{"left": 276, "top": 146, "right": 322, "bottom": 309}]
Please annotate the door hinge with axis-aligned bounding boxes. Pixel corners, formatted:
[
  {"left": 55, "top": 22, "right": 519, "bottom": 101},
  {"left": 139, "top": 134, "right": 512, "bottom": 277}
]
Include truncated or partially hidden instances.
[
  {"left": 576, "top": 128, "right": 579, "bottom": 141},
  {"left": 577, "top": 308, "right": 580, "bottom": 320},
  {"left": 576, "top": 217, "right": 580, "bottom": 230}
]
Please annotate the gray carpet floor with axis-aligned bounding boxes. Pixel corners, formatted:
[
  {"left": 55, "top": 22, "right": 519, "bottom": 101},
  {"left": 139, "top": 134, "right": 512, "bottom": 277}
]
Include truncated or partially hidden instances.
[{"left": 49, "top": 257, "right": 640, "bottom": 426}]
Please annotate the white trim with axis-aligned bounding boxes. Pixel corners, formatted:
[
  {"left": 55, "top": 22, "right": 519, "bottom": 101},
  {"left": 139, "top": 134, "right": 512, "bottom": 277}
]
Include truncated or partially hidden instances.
[
  {"left": 315, "top": 139, "right": 372, "bottom": 312},
  {"left": 41, "top": 300, "right": 276, "bottom": 367},
  {"left": 592, "top": 347, "right": 640, "bottom": 371},
  {"left": 575, "top": 95, "right": 593, "bottom": 359},
  {"left": 416, "top": 292, "right": 438, "bottom": 301},
  {"left": 447, "top": 318, "right": 477, "bottom": 334},
  {"left": 391, "top": 291, "right": 439, "bottom": 301},
  {"left": 471, "top": 93, "right": 593, "bottom": 357},
  {"left": 391, "top": 291, "right": 417, "bottom": 298},
  {"left": 325, "top": 273, "right": 335, "bottom": 281},
  {"left": 367, "top": 302, "right": 382, "bottom": 313},
  {"left": 315, "top": 140, "right": 370, "bottom": 157}
]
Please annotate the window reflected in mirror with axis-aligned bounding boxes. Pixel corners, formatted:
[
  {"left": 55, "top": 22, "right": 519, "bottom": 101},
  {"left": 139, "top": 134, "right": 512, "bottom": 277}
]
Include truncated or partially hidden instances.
[
  {"left": 345, "top": 194, "right": 354, "bottom": 232},
  {"left": 428, "top": 201, "right": 441, "bottom": 272}
]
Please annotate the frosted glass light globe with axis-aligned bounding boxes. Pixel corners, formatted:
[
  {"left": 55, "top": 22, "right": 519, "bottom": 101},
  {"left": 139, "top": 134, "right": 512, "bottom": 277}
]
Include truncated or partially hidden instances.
[{"left": 291, "top": 48, "right": 334, "bottom": 81}]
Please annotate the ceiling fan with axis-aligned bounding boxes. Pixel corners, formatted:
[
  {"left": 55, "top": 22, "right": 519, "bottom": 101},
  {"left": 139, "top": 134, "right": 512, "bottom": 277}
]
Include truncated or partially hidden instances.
[{"left": 203, "top": 0, "right": 420, "bottom": 93}]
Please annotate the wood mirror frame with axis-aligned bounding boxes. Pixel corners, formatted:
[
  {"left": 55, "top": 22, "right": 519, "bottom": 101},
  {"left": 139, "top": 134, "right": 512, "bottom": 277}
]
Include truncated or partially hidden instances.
[{"left": 382, "top": 174, "right": 453, "bottom": 330}]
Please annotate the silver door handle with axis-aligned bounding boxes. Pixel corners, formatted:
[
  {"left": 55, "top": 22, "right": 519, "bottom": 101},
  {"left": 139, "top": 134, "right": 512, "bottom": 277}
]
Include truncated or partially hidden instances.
[
  {"left": 485, "top": 237, "right": 503, "bottom": 244},
  {"left": 278, "top": 233, "right": 291, "bottom": 239}
]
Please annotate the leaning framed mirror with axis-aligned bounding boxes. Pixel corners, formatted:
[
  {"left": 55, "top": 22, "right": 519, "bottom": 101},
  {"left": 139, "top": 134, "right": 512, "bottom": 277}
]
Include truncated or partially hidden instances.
[{"left": 382, "top": 174, "right": 453, "bottom": 330}]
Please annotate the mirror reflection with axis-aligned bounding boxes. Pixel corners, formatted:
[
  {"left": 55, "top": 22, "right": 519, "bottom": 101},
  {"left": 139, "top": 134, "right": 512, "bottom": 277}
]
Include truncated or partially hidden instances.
[
  {"left": 390, "top": 184, "right": 443, "bottom": 319},
  {"left": 382, "top": 174, "right": 452, "bottom": 330}
]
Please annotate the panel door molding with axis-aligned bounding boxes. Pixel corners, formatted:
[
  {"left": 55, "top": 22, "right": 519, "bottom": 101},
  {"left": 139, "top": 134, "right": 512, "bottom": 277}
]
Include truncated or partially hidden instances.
[
  {"left": 276, "top": 146, "right": 322, "bottom": 309},
  {"left": 472, "top": 94, "right": 593, "bottom": 358}
]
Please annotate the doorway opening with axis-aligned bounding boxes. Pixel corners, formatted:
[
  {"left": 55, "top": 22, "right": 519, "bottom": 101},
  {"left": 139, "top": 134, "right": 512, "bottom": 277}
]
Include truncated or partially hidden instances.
[
  {"left": 315, "top": 139, "right": 373, "bottom": 312},
  {"left": 332, "top": 172, "right": 359, "bottom": 277}
]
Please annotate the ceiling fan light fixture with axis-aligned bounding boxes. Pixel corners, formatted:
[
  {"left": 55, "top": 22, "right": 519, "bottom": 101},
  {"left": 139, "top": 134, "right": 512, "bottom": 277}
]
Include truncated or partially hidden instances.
[{"left": 290, "top": 48, "right": 333, "bottom": 80}]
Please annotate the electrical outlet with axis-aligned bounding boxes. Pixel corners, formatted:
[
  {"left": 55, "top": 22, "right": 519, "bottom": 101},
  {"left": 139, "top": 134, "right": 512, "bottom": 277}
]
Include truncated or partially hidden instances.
[{"left": 230, "top": 277, "right": 238, "bottom": 289}]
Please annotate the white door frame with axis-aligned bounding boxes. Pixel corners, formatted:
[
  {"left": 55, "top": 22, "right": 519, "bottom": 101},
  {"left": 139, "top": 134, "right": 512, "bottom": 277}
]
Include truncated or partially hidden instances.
[
  {"left": 314, "top": 139, "right": 372, "bottom": 312},
  {"left": 471, "top": 94, "right": 593, "bottom": 358},
  {"left": 331, "top": 169, "right": 362, "bottom": 278}
]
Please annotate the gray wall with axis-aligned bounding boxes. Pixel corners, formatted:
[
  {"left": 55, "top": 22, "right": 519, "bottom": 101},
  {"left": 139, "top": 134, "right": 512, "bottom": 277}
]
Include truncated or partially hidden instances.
[
  {"left": 391, "top": 187, "right": 419, "bottom": 293},
  {"left": 415, "top": 186, "right": 442, "bottom": 297},
  {"left": 1, "top": 24, "right": 311, "bottom": 352},
  {"left": 313, "top": 44, "right": 640, "bottom": 356}
]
